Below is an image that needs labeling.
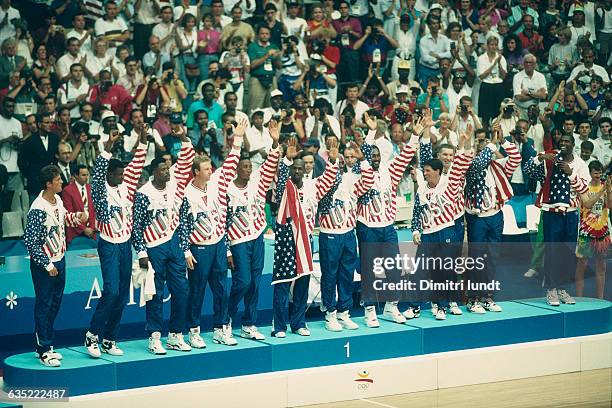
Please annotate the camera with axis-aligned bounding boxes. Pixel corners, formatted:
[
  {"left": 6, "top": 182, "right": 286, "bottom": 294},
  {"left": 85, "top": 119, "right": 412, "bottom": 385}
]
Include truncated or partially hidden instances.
[
  {"left": 272, "top": 113, "right": 282, "bottom": 122},
  {"left": 460, "top": 105, "right": 468, "bottom": 113},
  {"left": 504, "top": 106, "right": 514, "bottom": 114},
  {"left": 149, "top": 75, "right": 157, "bottom": 85},
  {"left": 165, "top": 70, "right": 173, "bottom": 82},
  {"left": 206, "top": 128, "right": 217, "bottom": 138},
  {"left": 312, "top": 40, "right": 326, "bottom": 55},
  {"left": 431, "top": 86, "right": 438, "bottom": 94}
]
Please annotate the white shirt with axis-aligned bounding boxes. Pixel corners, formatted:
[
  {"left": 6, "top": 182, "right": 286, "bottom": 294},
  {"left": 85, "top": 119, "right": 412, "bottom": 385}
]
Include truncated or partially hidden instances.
[
  {"left": 526, "top": 123, "right": 544, "bottom": 152},
  {"left": 246, "top": 126, "right": 272, "bottom": 170},
  {"left": 396, "top": 24, "right": 419, "bottom": 60},
  {"left": 0, "top": 115, "right": 23, "bottom": 172},
  {"left": 58, "top": 80, "right": 91, "bottom": 118},
  {"left": 0, "top": 6, "right": 20, "bottom": 43},
  {"left": 125, "top": 128, "right": 164, "bottom": 166},
  {"left": 94, "top": 17, "right": 128, "bottom": 54},
  {"left": 85, "top": 51, "right": 114, "bottom": 79},
  {"left": 304, "top": 115, "right": 341, "bottom": 150},
  {"left": 597, "top": 6, "right": 612, "bottom": 33},
  {"left": 512, "top": 69, "right": 547, "bottom": 109},
  {"left": 334, "top": 99, "right": 369, "bottom": 123},
  {"left": 430, "top": 127, "right": 459, "bottom": 147},
  {"left": 153, "top": 22, "right": 178, "bottom": 57},
  {"left": 56, "top": 52, "right": 86, "bottom": 81},
  {"left": 419, "top": 33, "right": 451, "bottom": 69},
  {"left": 477, "top": 53, "right": 507, "bottom": 84},
  {"left": 134, "top": 0, "right": 160, "bottom": 25},
  {"left": 66, "top": 29, "right": 93, "bottom": 54},
  {"left": 445, "top": 85, "right": 472, "bottom": 115},
  {"left": 568, "top": 64, "right": 610, "bottom": 90},
  {"left": 574, "top": 135, "right": 603, "bottom": 161},
  {"left": 224, "top": 0, "right": 256, "bottom": 19},
  {"left": 177, "top": 29, "right": 198, "bottom": 54}
]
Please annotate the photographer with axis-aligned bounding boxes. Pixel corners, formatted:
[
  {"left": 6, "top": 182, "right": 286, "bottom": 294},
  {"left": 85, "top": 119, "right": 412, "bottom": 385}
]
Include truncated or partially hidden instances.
[
  {"left": 293, "top": 54, "right": 336, "bottom": 106},
  {"left": 87, "top": 69, "right": 133, "bottom": 123},
  {"left": 450, "top": 95, "right": 481, "bottom": 136},
  {"left": 416, "top": 76, "right": 449, "bottom": 120},
  {"left": 159, "top": 62, "right": 187, "bottom": 114},
  {"left": 69, "top": 121, "right": 99, "bottom": 170},
  {"left": 134, "top": 68, "right": 170, "bottom": 122},
  {"left": 163, "top": 112, "right": 189, "bottom": 160},
  {"left": 304, "top": 98, "right": 340, "bottom": 150},
  {"left": 278, "top": 103, "right": 305, "bottom": 142},
  {"left": 502, "top": 119, "right": 537, "bottom": 196},
  {"left": 126, "top": 108, "right": 165, "bottom": 166},
  {"left": 4, "top": 70, "right": 38, "bottom": 122},
  {"left": 190, "top": 109, "right": 224, "bottom": 168},
  {"left": 245, "top": 110, "right": 271, "bottom": 171},
  {"left": 219, "top": 36, "right": 250, "bottom": 111},
  {"left": 353, "top": 19, "right": 399, "bottom": 80},
  {"left": 382, "top": 85, "right": 414, "bottom": 127},
  {"left": 568, "top": 48, "right": 610, "bottom": 92},
  {"left": 278, "top": 35, "right": 305, "bottom": 103}
]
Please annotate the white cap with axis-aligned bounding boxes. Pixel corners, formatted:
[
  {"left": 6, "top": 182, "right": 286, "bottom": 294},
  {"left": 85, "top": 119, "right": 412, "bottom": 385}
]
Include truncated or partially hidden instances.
[
  {"left": 270, "top": 89, "right": 283, "bottom": 98},
  {"left": 430, "top": 3, "right": 443, "bottom": 10},
  {"left": 100, "top": 110, "right": 116, "bottom": 121},
  {"left": 397, "top": 85, "right": 410, "bottom": 94}
]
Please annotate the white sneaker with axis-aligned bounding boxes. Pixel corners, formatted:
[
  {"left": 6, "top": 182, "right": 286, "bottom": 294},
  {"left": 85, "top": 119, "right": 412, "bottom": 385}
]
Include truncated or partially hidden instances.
[
  {"left": 39, "top": 351, "right": 61, "bottom": 367},
  {"left": 337, "top": 311, "right": 359, "bottom": 330},
  {"left": 483, "top": 297, "right": 502, "bottom": 312},
  {"left": 241, "top": 325, "right": 266, "bottom": 340},
  {"left": 448, "top": 302, "right": 463, "bottom": 315},
  {"left": 364, "top": 306, "right": 380, "bottom": 328},
  {"left": 295, "top": 327, "right": 311, "bottom": 336},
  {"left": 101, "top": 340, "right": 124, "bottom": 356},
  {"left": 402, "top": 306, "right": 420, "bottom": 319},
  {"left": 273, "top": 331, "right": 286, "bottom": 338},
  {"left": 382, "top": 301, "right": 407, "bottom": 324},
  {"left": 325, "top": 311, "right": 343, "bottom": 332},
  {"left": 188, "top": 327, "right": 206, "bottom": 349},
  {"left": 558, "top": 289, "right": 576, "bottom": 305},
  {"left": 546, "top": 289, "right": 560, "bottom": 306},
  {"left": 435, "top": 308, "right": 447, "bottom": 321},
  {"left": 85, "top": 331, "right": 101, "bottom": 358},
  {"left": 167, "top": 332, "right": 192, "bottom": 351},
  {"left": 430, "top": 302, "right": 439, "bottom": 316},
  {"left": 148, "top": 332, "right": 167, "bottom": 355},
  {"left": 524, "top": 268, "right": 538, "bottom": 278},
  {"left": 35, "top": 347, "right": 63, "bottom": 361},
  {"left": 467, "top": 299, "right": 486, "bottom": 314},
  {"left": 213, "top": 326, "right": 238, "bottom": 346}
]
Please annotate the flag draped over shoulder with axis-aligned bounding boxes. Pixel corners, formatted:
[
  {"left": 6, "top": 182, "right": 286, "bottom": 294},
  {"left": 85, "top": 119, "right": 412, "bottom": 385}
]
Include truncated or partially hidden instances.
[{"left": 272, "top": 179, "right": 313, "bottom": 284}]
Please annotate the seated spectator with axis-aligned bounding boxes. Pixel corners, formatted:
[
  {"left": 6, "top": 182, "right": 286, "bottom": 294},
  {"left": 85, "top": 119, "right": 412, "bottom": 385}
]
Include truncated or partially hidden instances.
[
  {"left": 579, "top": 140, "right": 596, "bottom": 165},
  {"left": 94, "top": 0, "right": 129, "bottom": 55},
  {"left": 0, "top": 38, "right": 25, "bottom": 88}
]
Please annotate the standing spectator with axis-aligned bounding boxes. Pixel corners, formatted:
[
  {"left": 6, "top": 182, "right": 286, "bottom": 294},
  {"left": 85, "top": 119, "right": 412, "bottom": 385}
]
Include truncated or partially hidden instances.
[
  {"left": 116, "top": 57, "right": 144, "bottom": 97},
  {"left": 186, "top": 82, "right": 223, "bottom": 128},
  {"left": 84, "top": 38, "right": 115, "bottom": 82},
  {"left": 133, "top": 0, "right": 160, "bottom": 61},
  {"left": 512, "top": 54, "right": 547, "bottom": 114},
  {"left": 56, "top": 141, "right": 75, "bottom": 189},
  {"left": 152, "top": 5, "right": 178, "bottom": 58},
  {"left": 94, "top": 0, "right": 129, "bottom": 55},
  {"left": 159, "top": 62, "right": 187, "bottom": 114},
  {"left": 507, "top": 0, "right": 538, "bottom": 34},
  {"left": 568, "top": 8, "right": 594, "bottom": 47},
  {"left": 548, "top": 27, "right": 580, "bottom": 84},
  {"left": 56, "top": 38, "right": 87, "bottom": 83},
  {"left": 197, "top": 13, "right": 222, "bottom": 82},
  {"left": 417, "top": 16, "right": 451, "bottom": 89},
  {"left": 283, "top": 2, "right": 308, "bottom": 58},
  {"left": 353, "top": 19, "right": 398, "bottom": 81},
  {"left": 0, "top": 38, "right": 25, "bottom": 89},
  {"left": 209, "top": 0, "right": 231, "bottom": 30},
  {"left": 62, "top": 164, "right": 96, "bottom": 245},
  {"left": 0, "top": 96, "right": 23, "bottom": 223},
  {"left": 263, "top": 2, "right": 287, "bottom": 49},
  {"left": 305, "top": 98, "right": 341, "bottom": 147},
  {"left": 134, "top": 70, "right": 169, "bottom": 121},
  {"left": 125, "top": 108, "right": 165, "bottom": 166},
  {"left": 332, "top": 1, "right": 363, "bottom": 86},
  {"left": 306, "top": 4, "right": 335, "bottom": 46},
  {"left": 517, "top": 14, "right": 544, "bottom": 58},
  {"left": 247, "top": 25, "right": 281, "bottom": 113},
  {"left": 220, "top": 36, "right": 250, "bottom": 111},
  {"left": 457, "top": 0, "right": 479, "bottom": 31},
  {"left": 335, "top": 83, "right": 369, "bottom": 125},
  {"left": 220, "top": 5, "right": 255, "bottom": 50},
  {"left": 387, "top": 60, "right": 420, "bottom": 102},
  {"left": 477, "top": 36, "right": 507, "bottom": 128},
  {"left": 87, "top": 69, "right": 132, "bottom": 123},
  {"left": 416, "top": 76, "right": 449, "bottom": 120},
  {"left": 175, "top": 13, "right": 199, "bottom": 100},
  {"left": 142, "top": 36, "right": 171, "bottom": 78},
  {"left": 568, "top": 48, "right": 610, "bottom": 91},
  {"left": 18, "top": 112, "right": 60, "bottom": 203},
  {"left": 65, "top": 13, "right": 93, "bottom": 55},
  {"left": 0, "top": 0, "right": 19, "bottom": 44}
]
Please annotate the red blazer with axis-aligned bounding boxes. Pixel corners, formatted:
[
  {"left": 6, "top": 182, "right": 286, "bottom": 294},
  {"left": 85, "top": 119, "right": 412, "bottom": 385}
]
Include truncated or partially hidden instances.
[{"left": 62, "top": 182, "right": 97, "bottom": 244}]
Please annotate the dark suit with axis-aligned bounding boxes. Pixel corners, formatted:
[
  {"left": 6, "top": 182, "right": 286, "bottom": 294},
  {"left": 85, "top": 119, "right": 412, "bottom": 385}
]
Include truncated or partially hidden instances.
[
  {"left": 62, "top": 182, "right": 96, "bottom": 245},
  {"left": 17, "top": 132, "right": 60, "bottom": 196},
  {"left": 57, "top": 163, "right": 77, "bottom": 189},
  {"left": 0, "top": 55, "right": 25, "bottom": 88}
]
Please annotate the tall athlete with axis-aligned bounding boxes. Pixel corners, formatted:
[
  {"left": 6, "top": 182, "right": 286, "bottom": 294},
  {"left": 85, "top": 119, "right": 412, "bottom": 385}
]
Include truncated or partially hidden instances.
[
  {"left": 271, "top": 138, "right": 340, "bottom": 337},
  {"left": 318, "top": 135, "right": 374, "bottom": 332},
  {"left": 412, "top": 132, "right": 474, "bottom": 320},
  {"left": 24, "top": 165, "right": 87, "bottom": 367},
  {"left": 464, "top": 128, "right": 521, "bottom": 313},
  {"left": 226, "top": 120, "right": 281, "bottom": 340},
  {"left": 85, "top": 125, "right": 147, "bottom": 358},
  {"left": 178, "top": 119, "right": 247, "bottom": 348},
  {"left": 356, "top": 113, "right": 420, "bottom": 327},
  {"left": 132, "top": 131, "right": 195, "bottom": 354}
]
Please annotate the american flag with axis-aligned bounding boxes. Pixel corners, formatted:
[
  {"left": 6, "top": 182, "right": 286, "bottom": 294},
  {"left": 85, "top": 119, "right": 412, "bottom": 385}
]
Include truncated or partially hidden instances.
[
  {"left": 273, "top": 179, "right": 313, "bottom": 284},
  {"left": 545, "top": 159, "right": 571, "bottom": 206}
]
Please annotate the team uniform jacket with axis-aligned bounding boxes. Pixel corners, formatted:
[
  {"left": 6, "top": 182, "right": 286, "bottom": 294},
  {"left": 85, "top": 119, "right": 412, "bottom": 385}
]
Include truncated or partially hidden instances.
[
  {"left": 24, "top": 193, "right": 84, "bottom": 271},
  {"left": 178, "top": 143, "right": 241, "bottom": 257},
  {"left": 524, "top": 153, "right": 589, "bottom": 213},
  {"left": 275, "top": 157, "right": 340, "bottom": 236},
  {"left": 357, "top": 133, "right": 419, "bottom": 228},
  {"left": 412, "top": 151, "right": 474, "bottom": 235},
  {"left": 132, "top": 141, "right": 195, "bottom": 258},
  {"left": 464, "top": 141, "right": 521, "bottom": 217},
  {"left": 91, "top": 143, "right": 147, "bottom": 244},
  {"left": 226, "top": 147, "right": 281, "bottom": 246}
]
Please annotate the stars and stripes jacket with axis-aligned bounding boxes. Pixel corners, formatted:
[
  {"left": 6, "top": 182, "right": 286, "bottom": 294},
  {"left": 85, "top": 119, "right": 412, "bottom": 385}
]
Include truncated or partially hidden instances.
[
  {"left": 132, "top": 141, "right": 195, "bottom": 258},
  {"left": 275, "top": 157, "right": 340, "bottom": 237},
  {"left": 24, "top": 193, "right": 84, "bottom": 271},
  {"left": 412, "top": 151, "right": 474, "bottom": 235},
  {"left": 464, "top": 141, "right": 521, "bottom": 217},
  {"left": 357, "top": 132, "right": 419, "bottom": 228},
  {"left": 178, "top": 141, "right": 241, "bottom": 257},
  {"left": 419, "top": 139, "right": 466, "bottom": 220},
  {"left": 319, "top": 160, "right": 374, "bottom": 235},
  {"left": 91, "top": 143, "right": 147, "bottom": 244},
  {"left": 226, "top": 146, "right": 280, "bottom": 246},
  {"left": 524, "top": 153, "right": 589, "bottom": 212}
]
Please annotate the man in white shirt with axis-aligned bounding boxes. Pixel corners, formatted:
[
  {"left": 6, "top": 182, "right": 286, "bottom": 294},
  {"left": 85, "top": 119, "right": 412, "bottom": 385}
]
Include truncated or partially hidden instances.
[
  {"left": 0, "top": 97, "right": 24, "bottom": 202},
  {"left": 224, "top": 0, "right": 256, "bottom": 20},
  {"left": 512, "top": 54, "right": 547, "bottom": 114},
  {"left": 245, "top": 110, "right": 272, "bottom": 171},
  {"left": 133, "top": 0, "right": 161, "bottom": 60},
  {"left": 418, "top": 15, "right": 451, "bottom": 88},
  {"left": 574, "top": 119, "right": 602, "bottom": 160},
  {"left": 306, "top": 99, "right": 341, "bottom": 150},
  {"left": 0, "top": 0, "right": 19, "bottom": 44},
  {"left": 152, "top": 5, "right": 178, "bottom": 57},
  {"left": 126, "top": 109, "right": 165, "bottom": 166},
  {"left": 56, "top": 37, "right": 87, "bottom": 83},
  {"left": 445, "top": 74, "right": 472, "bottom": 115},
  {"left": 335, "top": 84, "right": 369, "bottom": 125},
  {"left": 94, "top": 0, "right": 129, "bottom": 55},
  {"left": 568, "top": 48, "right": 610, "bottom": 90},
  {"left": 58, "top": 63, "right": 90, "bottom": 119},
  {"left": 66, "top": 13, "right": 93, "bottom": 54},
  {"left": 116, "top": 57, "right": 144, "bottom": 97}
]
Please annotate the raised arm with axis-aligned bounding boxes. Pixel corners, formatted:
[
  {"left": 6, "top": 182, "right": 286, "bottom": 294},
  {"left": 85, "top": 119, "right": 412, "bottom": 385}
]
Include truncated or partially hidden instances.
[
  {"left": 173, "top": 133, "right": 196, "bottom": 192},
  {"left": 499, "top": 139, "right": 521, "bottom": 178},
  {"left": 255, "top": 119, "right": 281, "bottom": 200},
  {"left": 352, "top": 161, "right": 375, "bottom": 197},
  {"left": 314, "top": 137, "right": 340, "bottom": 200}
]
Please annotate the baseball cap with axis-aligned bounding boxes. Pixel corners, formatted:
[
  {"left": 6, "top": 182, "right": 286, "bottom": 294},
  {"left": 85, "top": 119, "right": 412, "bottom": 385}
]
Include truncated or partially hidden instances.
[
  {"left": 100, "top": 110, "right": 116, "bottom": 121},
  {"left": 302, "top": 138, "right": 320, "bottom": 148},
  {"left": 430, "top": 3, "right": 443, "bottom": 10},
  {"left": 397, "top": 85, "right": 410, "bottom": 94},
  {"left": 270, "top": 89, "right": 283, "bottom": 98},
  {"left": 170, "top": 112, "right": 183, "bottom": 124},
  {"left": 398, "top": 59, "right": 412, "bottom": 70}
]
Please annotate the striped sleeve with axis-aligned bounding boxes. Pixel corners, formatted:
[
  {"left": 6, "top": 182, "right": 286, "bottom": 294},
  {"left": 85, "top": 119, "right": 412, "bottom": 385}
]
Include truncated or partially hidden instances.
[
  {"left": 24, "top": 210, "right": 52, "bottom": 271},
  {"left": 123, "top": 143, "right": 147, "bottom": 203},
  {"left": 91, "top": 151, "right": 111, "bottom": 223},
  {"left": 174, "top": 141, "right": 196, "bottom": 192},
  {"left": 64, "top": 212, "right": 82, "bottom": 227},
  {"left": 256, "top": 147, "right": 281, "bottom": 200},
  {"left": 389, "top": 143, "right": 417, "bottom": 190},
  {"left": 500, "top": 141, "right": 521, "bottom": 178},
  {"left": 132, "top": 192, "right": 149, "bottom": 258},
  {"left": 219, "top": 145, "right": 241, "bottom": 195},
  {"left": 353, "top": 161, "right": 375, "bottom": 197},
  {"left": 446, "top": 152, "right": 474, "bottom": 200},
  {"left": 570, "top": 173, "right": 589, "bottom": 195},
  {"left": 314, "top": 160, "right": 339, "bottom": 201}
]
